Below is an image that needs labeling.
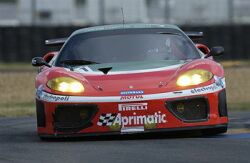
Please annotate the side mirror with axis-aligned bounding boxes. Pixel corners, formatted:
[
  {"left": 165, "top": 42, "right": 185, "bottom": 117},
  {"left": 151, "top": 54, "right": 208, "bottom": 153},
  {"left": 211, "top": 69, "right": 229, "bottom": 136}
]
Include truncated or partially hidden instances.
[
  {"left": 32, "top": 57, "right": 51, "bottom": 67},
  {"left": 205, "top": 46, "right": 224, "bottom": 58}
]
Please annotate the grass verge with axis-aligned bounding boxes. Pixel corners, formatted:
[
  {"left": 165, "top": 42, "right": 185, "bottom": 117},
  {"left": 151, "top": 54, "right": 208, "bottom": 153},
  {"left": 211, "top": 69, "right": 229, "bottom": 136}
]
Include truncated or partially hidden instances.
[
  {"left": 228, "top": 103, "right": 250, "bottom": 112},
  {"left": 0, "top": 102, "right": 35, "bottom": 117}
]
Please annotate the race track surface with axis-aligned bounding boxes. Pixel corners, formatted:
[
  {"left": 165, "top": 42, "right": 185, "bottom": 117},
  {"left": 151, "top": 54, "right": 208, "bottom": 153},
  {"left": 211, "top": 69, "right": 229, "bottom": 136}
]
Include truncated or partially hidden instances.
[{"left": 0, "top": 112, "right": 250, "bottom": 163}]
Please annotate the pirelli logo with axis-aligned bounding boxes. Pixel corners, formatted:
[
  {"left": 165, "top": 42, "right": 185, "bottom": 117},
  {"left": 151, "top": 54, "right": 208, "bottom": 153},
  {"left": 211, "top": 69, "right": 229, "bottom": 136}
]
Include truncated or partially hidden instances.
[{"left": 118, "top": 103, "right": 148, "bottom": 111}]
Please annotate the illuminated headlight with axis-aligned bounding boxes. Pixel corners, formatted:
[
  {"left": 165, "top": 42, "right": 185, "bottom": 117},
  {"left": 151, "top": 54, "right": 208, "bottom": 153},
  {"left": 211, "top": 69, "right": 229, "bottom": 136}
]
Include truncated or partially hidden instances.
[
  {"left": 47, "top": 77, "right": 84, "bottom": 93},
  {"left": 176, "top": 69, "right": 213, "bottom": 87}
]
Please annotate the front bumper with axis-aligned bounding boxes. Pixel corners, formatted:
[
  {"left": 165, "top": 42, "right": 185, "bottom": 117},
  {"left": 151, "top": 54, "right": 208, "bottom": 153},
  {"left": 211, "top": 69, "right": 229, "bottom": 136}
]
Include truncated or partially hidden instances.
[{"left": 36, "top": 87, "right": 228, "bottom": 137}]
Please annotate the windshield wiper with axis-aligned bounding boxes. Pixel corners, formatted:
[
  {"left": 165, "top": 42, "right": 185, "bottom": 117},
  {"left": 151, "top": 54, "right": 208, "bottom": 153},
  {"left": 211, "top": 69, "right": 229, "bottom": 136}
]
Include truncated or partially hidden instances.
[{"left": 60, "top": 59, "right": 99, "bottom": 66}]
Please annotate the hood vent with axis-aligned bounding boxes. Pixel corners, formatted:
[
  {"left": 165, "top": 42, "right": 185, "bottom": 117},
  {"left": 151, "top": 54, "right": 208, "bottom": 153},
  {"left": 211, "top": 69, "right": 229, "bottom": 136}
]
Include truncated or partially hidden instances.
[{"left": 98, "top": 67, "right": 112, "bottom": 74}]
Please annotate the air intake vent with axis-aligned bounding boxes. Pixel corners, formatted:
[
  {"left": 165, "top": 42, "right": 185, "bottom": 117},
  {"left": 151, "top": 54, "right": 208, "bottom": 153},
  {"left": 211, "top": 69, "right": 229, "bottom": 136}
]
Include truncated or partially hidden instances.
[
  {"left": 36, "top": 100, "right": 46, "bottom": 127},
  {"left": 218, "top": 90, "right": 228, "bottom": 117},
  {"left": 166, "top": 97, "right": 209, "bottom": 122},
  {"left": 54, "top": 104, "right": 98, "bottom": 132}
]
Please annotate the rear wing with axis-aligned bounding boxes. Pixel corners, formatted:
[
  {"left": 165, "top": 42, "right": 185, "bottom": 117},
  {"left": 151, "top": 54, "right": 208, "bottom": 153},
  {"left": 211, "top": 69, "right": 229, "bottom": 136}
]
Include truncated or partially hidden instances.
[
  {"left": 44, "top": 31, "right": 203, "bottom": 45},
  {"left": 185, "top": 31, "right": 203, "bottom": 40},
  {"left": 45, "top": 37, "right": 67, "bottom": 46}
]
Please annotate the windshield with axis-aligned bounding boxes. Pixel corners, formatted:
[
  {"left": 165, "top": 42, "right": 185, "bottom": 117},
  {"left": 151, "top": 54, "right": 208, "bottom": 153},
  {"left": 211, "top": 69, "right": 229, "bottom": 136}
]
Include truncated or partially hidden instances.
[{"left": 56, "top": 31, "right": 200, "bottom": 66}]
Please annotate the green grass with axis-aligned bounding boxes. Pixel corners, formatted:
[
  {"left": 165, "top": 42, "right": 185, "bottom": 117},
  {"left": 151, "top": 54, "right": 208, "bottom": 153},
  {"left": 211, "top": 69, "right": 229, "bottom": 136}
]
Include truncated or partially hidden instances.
[
  {"left": 0, "top": 71, "right": 36, "bottom": 117},
  {"left": 228, "top": 103, "right": 250, "bottom": 112},
  {"left": 0, "top": 102, "right": 35, "bottom": 117}
]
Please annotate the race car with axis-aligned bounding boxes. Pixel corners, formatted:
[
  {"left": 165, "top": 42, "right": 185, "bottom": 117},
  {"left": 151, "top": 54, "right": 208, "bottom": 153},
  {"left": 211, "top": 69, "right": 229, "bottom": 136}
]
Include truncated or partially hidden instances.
[{"left": 32, "top": 24, "right": 228, "bottom": 139}]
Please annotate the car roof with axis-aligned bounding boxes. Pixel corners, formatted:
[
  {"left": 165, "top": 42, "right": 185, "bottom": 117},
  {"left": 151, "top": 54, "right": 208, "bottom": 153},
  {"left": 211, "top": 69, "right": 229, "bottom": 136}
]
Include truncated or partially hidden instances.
[{"left": 72, "top": 24, "right": 182, "bottom": 36}]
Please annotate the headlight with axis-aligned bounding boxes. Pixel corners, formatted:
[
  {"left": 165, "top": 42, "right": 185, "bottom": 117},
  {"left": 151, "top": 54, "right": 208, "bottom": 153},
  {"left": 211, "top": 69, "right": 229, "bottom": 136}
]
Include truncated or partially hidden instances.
[
  {"left": 47, "top": 77, "right": 84, "bottom": 93},
  {"left": 176, "top": 69, "right": 213, "bottom": 87}
]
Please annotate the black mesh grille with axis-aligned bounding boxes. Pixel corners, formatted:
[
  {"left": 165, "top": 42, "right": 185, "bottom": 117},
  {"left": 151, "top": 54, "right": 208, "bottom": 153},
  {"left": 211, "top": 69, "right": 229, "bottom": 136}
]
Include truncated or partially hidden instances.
[
  {"left": 36, "top": 100, "right": 46, "bottom": 127},
  {"left": 166, "top": 97, "right": 208, "bottom": 122},
  {"left": 54, "top": 104, "right": 98, "bottom": 132},
  {"left": 218, "top": 90, "right": 228, "bottom": 117}
]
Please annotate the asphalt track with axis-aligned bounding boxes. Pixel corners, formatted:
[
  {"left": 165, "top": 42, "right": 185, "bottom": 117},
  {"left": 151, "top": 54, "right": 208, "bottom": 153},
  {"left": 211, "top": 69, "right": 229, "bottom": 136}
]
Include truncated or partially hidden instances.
[{"left": 0, "top": 112, "right": 250, "bottom": 163}]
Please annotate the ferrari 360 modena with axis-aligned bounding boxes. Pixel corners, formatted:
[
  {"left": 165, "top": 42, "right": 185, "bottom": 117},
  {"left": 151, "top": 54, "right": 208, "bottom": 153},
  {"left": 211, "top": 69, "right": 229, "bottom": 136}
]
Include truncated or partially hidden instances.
[{"left": 32, "top": 24, "right": 228, "bottom": 139}]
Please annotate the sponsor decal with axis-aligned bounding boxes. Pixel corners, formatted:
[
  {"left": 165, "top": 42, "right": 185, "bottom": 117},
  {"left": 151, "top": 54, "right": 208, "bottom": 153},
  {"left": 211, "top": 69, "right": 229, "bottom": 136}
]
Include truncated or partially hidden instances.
[
  {"left": 97, "top": 113, "right": 117, "bottom": 126},
  {"left": 120, "top": 90, "right": 144, "bottom": 101},
  {"left": 191, "top": 77, "right": 225, "bottom": 94},
  {"left": 42, "top": 94, "right": 70, "bottom": 102},
  {"left": 120, "top": 90, "right": 144, "bottom": 95},
  {"left": 191, "top": 85, "right": 218, "bottom": 94},
  {"left": 118, "top": 103, "right": 148, "bottom": 111},
  {"left": 97, "top": 112, "right": 167, "bottom": 127},
  {"left": 120, "top": 95, "right": 144, "bottom": 100}
]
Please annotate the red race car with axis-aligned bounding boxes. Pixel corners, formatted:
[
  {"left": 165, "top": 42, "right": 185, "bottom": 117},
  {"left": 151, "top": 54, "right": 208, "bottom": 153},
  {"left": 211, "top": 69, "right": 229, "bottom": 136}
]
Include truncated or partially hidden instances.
[{"left": 32, "top": 24, "right": 228, "bottom": 139}]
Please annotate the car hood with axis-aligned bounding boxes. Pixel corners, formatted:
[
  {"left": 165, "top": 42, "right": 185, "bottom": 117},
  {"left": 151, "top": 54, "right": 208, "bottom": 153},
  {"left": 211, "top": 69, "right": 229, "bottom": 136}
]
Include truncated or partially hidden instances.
[
  {"left": 74, "top": 60, "right": 185, "bottom": 74},
  {"left": 73, "top": 60, "right": 186, "bottom": 96}
]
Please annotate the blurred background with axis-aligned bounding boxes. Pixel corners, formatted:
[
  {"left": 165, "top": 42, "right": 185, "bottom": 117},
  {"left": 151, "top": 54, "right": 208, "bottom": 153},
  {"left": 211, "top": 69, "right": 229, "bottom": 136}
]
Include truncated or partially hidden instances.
[{"left": 0, "top": 0, "right": 249, "bottom": 116}]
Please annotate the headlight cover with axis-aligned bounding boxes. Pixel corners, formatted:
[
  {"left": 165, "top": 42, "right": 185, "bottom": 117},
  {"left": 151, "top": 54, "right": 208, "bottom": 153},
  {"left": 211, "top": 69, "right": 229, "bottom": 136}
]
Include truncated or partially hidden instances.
[
  {"left": 47, "top": 77, "right": 84, "bottom": 93},
  {"left": 176, "top": 69, "right": 213, "bottom": 87}
]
